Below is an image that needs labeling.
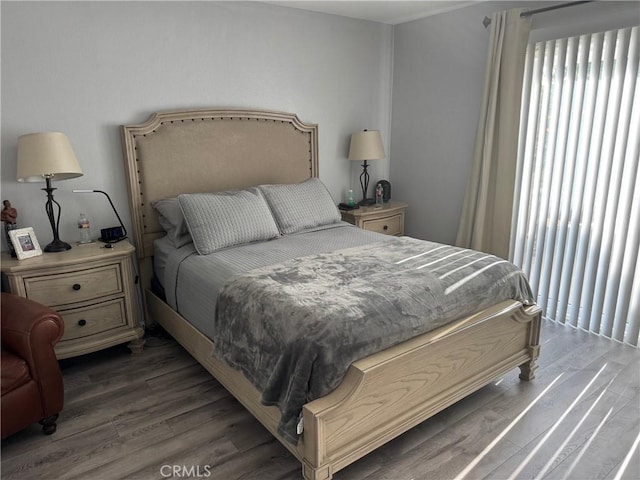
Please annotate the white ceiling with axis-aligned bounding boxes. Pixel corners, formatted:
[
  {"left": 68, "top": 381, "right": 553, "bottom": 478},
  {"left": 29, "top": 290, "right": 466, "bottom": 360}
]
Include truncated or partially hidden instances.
[{"left": 268, "top": 1, "right": 478, "bottom": 25}]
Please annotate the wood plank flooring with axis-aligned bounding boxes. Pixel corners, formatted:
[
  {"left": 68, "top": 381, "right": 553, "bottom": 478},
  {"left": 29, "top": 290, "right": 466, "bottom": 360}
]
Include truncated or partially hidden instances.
[{"left": 2, "top": 320, "right": 638, "bottom": 480}]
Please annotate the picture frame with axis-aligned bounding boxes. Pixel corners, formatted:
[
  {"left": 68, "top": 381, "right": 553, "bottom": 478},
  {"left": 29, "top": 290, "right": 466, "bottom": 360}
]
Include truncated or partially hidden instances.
[{"left": 9, "top": 227, "right": 43, "bottom": 260}]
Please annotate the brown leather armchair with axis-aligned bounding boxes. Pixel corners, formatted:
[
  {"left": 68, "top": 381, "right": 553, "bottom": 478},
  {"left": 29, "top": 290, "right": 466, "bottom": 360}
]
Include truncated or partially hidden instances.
[{"left": 1, "top": 293, "right": 65, "bottom": 439}]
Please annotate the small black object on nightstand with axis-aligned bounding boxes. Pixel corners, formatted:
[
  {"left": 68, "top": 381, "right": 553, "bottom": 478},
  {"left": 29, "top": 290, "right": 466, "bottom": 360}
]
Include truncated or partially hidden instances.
[{"left": 338, "top": 203, "right": 360, "bottom": 211}]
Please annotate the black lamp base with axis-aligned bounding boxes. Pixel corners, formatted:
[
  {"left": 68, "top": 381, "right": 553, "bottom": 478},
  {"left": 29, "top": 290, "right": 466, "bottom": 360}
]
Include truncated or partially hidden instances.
[
  {"left": 359, "top": 198, "right": 376, "bottom": 206},
  {"left": 42, "top": 179, "right": 72, "bottom": 253},
  {"left": 44, "top": 239, "right": 72, "bottom": 253}
]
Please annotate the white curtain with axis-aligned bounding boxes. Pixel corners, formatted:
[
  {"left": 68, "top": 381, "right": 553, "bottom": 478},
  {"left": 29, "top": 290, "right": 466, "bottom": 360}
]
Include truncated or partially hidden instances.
[
  {"left": 511, "top": 26, "right": 639, "bottom": 346},
  {"left": 456, "top": 9, "right": 531, "bottom": 259}
]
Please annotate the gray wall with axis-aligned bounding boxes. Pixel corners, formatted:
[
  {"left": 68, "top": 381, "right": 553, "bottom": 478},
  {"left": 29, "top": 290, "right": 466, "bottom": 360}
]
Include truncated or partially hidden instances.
[
  {"left": 390, "top": 1, "right": 491, "bottom": 245},
  {"left": 389, "top": 0, "right": 640, "bottom": 245},
  {"left": 3, "top": 1, "right": 637, "bottom": 252},
  {"left": 1, "top": 1, "right": 392, "bottom": 250}
]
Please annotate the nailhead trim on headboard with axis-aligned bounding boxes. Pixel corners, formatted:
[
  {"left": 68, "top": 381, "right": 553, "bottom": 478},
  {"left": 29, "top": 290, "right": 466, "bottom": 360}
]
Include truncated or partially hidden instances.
[{"left": 121, "top": 109, "right": 319, "bottom": 260}]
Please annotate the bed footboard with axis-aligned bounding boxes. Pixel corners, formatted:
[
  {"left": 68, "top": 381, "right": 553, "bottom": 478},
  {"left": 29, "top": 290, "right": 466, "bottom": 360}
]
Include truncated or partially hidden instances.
[
  {"left": 147, "top": 288, "right": 540, "bottom": 480},
  {"left": 301, "top": 300, "right": 542, "bottom": 480}
]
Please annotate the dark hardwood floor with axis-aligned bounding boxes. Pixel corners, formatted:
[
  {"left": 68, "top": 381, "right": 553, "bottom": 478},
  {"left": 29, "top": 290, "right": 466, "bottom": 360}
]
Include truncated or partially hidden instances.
[{"left": 2, "top": 320, "right": 638, "bottom": 480}]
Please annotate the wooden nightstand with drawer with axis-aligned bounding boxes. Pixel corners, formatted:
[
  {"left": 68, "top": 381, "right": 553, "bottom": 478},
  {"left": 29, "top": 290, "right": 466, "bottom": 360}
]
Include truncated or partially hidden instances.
[
  {"left": 340, "top": 201, "right": 408, "bottom": 236},
  {"left": 1, "top": 241, "right": 144, "bottom": 359}
]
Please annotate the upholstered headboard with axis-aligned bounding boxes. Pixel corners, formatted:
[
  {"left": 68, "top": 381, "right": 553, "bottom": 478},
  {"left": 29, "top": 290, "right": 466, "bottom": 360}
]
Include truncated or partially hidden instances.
[{"left": 121, "top": 109, "right": 319, "bottom": 260}]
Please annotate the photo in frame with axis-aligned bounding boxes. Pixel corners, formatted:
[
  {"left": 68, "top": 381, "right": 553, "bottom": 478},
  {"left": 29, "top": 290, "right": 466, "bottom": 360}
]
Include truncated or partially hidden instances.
[{"left": 9, "top": 227, "right": 43, "bottom": 260}]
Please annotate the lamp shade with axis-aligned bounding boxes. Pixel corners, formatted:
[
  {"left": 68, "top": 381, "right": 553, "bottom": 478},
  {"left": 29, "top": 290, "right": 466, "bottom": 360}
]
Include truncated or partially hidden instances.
[
  {"left": 348, "top": 130, "right": 385, "bottom": 161},
  {"left": 17, "top": 132, "right": 83, "bottom": 182}
]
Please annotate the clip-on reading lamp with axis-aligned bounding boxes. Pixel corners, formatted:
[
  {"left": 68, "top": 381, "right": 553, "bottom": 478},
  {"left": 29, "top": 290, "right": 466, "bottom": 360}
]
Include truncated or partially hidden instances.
[{"left": 72, "top": 189, "right": 127, "bottom": 243}]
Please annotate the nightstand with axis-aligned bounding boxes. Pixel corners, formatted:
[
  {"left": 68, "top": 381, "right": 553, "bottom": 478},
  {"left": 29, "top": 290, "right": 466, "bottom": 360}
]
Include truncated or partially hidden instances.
[
  {"left": 340, "top": 201, "right": 408, "bottom": 236},
  {"left": 1, "top": 241, "right": 144, "bottom": 359}
]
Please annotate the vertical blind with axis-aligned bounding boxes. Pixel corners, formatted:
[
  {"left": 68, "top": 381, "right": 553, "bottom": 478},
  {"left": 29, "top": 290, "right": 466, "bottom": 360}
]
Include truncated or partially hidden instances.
[{"left": 511, "top": 26, "right": 639, "bottom": 346}]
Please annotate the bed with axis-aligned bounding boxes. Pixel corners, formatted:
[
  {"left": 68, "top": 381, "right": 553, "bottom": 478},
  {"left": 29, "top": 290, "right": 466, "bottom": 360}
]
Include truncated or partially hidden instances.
[{"left": 120, "top": 108, "right": 541, "bottom": 480}]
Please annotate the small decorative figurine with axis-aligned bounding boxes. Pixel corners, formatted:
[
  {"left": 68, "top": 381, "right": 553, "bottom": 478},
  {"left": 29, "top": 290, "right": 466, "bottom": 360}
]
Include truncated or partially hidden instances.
[
  {"left": 2, "top": 200, "right": 18, "bottom": 258},
  {"left": 1, "top": 200, "right": 17, "bottom": 225}
]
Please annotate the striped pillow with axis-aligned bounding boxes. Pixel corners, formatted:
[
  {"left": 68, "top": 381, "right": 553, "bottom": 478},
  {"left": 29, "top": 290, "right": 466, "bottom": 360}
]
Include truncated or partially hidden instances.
[
  {"left": 258, "top": 178, "right": 341, "bottom": 235},
  {"left": 178, "top": 189, "right": 279, "bottom": 255}
]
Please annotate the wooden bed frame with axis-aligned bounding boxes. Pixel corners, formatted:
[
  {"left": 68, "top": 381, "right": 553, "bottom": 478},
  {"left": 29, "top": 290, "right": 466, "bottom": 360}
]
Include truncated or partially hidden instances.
[{"left": 120, "top": 108, "right": 541, "bottom": 480}]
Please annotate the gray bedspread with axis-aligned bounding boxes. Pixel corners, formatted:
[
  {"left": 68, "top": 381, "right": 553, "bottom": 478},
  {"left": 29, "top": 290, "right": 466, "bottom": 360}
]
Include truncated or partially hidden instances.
[
  {"left": 161, "top": 223, "right": 387, "bottom": 339},
  {"left": 213, "top": 236, "right": 535, "bottom": 443}
]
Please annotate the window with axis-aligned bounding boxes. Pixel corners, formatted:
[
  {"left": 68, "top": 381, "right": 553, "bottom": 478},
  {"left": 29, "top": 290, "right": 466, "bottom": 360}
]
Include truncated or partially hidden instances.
[{"left": 511, "top": 26, "right": 639, "bottom": 346}]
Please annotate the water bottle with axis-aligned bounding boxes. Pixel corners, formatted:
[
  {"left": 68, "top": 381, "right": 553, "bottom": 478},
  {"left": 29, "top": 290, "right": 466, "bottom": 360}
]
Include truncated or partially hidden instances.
[
  {"left": 347, "top": 189, "right": 356, "bottom": 207},
  {"left": 375, "top": 184, "right": 384, "bottom": 206},
  {"left": 78, "top": 213, "right": 92, "bottom": 244}
]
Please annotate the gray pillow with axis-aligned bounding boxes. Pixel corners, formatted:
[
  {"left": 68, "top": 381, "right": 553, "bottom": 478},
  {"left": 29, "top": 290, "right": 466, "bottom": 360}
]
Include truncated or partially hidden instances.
[
  {"left": 258, "top": 178, "right": 341, "bottom": 235},
  {"left": 178, "top": 189, "right": 280, "bottom": 255},
  {"left": 151, "top": 198, "right": 192, "bottom": 248}
]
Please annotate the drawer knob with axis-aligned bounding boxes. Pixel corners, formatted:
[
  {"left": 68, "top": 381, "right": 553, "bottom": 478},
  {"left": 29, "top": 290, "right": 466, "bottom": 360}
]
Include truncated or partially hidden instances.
[
  {"left": 78, "top": 319, "right": 87, "bottom": 326},
  {"left": 383, "top": 225, "right": 389, "bottom": 231},
  {"left": 72, "top": 283, "right": 81, "bottom": 291}
]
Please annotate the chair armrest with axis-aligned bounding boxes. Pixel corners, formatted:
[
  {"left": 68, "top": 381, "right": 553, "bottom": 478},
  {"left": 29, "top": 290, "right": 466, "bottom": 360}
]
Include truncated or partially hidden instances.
[{"left": 1, "top": 293, "right": 64, "bottom": 377}]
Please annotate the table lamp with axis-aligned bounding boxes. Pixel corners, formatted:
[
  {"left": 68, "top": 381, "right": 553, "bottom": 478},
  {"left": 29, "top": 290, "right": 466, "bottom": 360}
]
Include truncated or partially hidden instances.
[
  {"left": 72, "top": 189, "right": 128, "bottom": 243},
  {"left": 348, "top": 130, "right": 385, "bottom": 205},
  {"left": 17, "top": 132, "right": 83, "bottom": 252}
]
